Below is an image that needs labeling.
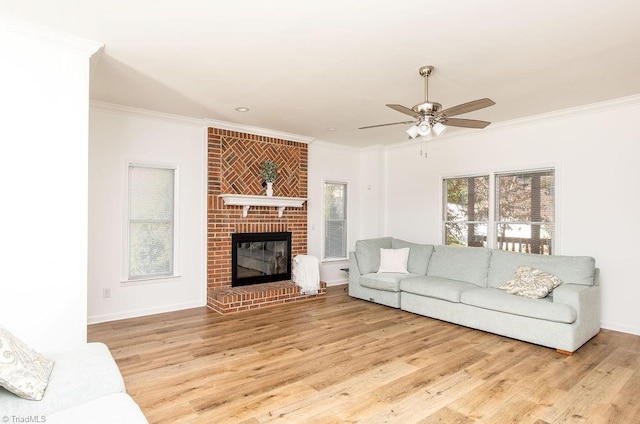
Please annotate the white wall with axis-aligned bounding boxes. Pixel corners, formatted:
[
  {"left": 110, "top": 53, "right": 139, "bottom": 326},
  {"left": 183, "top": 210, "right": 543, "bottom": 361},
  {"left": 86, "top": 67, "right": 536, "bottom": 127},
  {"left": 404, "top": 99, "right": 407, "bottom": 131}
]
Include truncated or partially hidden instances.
[
  {"left": 88, "top": 104, "right": 206, "bottom": 323},
  {"left": 0, "top": 20, "right": 101, "bottom": 352},
  {"left": 382, "top": 96, "right": 640, "bottom": 335},
  {"left": 357, "top": 147, "right": 386, "bottom": 239},
  {"left": 308, "top": 141, "right": 364, "bottom": 285}
]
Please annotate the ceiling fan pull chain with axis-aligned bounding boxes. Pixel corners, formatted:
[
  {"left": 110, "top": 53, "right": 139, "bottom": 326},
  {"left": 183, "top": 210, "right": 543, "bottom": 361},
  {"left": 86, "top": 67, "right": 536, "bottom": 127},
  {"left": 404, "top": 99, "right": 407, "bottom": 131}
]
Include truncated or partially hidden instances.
[{"left": 420, "top": 137, "right": 427, "bottom": 158}]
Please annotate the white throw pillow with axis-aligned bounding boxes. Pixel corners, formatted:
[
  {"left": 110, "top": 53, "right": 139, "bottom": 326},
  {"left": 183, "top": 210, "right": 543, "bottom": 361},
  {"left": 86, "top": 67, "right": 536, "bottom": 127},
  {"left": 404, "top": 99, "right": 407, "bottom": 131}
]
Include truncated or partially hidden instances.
[
  {"left": 0, "top": 325, "right": 54, "bottom": 401},
  {"left": 377, "top": 248, "right": 410, "bottom": 273},
  {"left": 499, "top": 265, "right": 563, "bottom": 299}
]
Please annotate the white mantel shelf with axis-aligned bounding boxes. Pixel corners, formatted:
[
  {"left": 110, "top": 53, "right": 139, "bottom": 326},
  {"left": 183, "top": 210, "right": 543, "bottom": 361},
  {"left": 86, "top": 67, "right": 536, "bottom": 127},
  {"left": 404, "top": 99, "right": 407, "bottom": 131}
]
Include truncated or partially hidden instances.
[{"left": 218, "top": 194, "right": 307, "bottom": 218}]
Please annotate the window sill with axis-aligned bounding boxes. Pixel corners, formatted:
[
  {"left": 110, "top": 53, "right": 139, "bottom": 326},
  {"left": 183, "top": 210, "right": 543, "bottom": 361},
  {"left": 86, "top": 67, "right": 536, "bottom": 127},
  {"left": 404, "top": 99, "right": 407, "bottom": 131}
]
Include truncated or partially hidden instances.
[
  {"left": 321, "top": 257, "right": 348, "bottom": 263},
  {"left": 121, "top": 275, "right": 182, "bottom": 286}
]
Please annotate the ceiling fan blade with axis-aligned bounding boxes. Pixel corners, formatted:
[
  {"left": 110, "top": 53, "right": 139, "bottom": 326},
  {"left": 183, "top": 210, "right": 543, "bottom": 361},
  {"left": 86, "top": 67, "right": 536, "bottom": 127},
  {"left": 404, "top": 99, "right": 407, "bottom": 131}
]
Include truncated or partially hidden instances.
[
  {"left": 439, "top": 98, "right": 495, "bottom": 118},
  {"left": 444, "top": 118, "right": 491, "bottom": 129},
  {"left": 386, "top": 104, "right": 421, "bottom": 118},
  {"left": 359, "top": 120, "right": 415, "bottom": 130}
]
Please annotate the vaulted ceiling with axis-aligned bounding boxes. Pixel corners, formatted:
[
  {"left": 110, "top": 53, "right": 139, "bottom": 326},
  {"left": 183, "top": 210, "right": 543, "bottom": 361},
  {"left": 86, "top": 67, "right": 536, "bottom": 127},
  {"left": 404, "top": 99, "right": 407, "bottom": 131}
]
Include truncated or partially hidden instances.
[{"left": 3, "top": 1, "right": 640, "bottom": 147}]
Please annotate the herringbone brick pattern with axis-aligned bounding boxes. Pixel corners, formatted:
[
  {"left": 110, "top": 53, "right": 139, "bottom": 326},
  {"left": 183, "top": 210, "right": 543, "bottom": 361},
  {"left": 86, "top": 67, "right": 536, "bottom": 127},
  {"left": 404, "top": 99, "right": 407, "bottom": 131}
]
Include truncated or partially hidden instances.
[{"left": 219, "top": 135, "right": 302, "bottom": 197}]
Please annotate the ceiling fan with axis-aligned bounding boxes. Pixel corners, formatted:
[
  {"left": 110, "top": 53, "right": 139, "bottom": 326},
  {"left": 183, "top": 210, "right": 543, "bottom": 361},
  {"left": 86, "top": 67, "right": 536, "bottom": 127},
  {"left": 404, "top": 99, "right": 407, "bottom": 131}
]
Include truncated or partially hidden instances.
[{"left": 359, "top": 65, "right": 495, "bottom": 139}]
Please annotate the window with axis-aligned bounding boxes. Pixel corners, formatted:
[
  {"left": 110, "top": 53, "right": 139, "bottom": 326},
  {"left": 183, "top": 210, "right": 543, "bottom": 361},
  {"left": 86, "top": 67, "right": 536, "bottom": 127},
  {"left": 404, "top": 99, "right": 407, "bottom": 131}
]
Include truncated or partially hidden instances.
[
  {"left": 323, "top": 181, "right": 347, "bottom": 259},
  {"left": 496, "top": 170, "right": 554, "bottom": 254},
  {"left": 128, "top": 164, "right": 176, "bottom": 280},
  {"left": 443, "top": 168, "right": 555, "bottom": 254},
  {"left": 443, "top": 176, "right": 489, "bottom": 247}
]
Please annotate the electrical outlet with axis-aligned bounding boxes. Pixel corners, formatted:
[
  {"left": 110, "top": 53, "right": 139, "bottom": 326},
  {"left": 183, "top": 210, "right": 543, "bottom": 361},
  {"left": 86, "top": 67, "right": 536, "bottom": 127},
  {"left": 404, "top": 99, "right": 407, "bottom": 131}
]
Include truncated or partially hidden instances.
[{"left": 102, "top": 288, "right": 111, "bottom": 298}]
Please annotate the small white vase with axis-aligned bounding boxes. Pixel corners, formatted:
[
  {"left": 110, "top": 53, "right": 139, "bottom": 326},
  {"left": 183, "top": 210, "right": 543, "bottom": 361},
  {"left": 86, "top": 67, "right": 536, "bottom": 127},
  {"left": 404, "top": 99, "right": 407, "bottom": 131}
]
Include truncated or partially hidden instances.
[{"left": 266, "top": 182, "right": 273, "bottom": 197}]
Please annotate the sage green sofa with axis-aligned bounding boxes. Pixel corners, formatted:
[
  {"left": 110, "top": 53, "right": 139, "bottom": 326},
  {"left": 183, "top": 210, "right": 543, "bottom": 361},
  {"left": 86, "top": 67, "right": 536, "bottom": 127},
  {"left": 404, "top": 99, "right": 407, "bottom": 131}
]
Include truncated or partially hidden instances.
[
  {"left": 0, "top": 342, "right": 148, "bottom": 423},
  {"left": 348, "top": 237, "right": 600, "bottom": 354}
]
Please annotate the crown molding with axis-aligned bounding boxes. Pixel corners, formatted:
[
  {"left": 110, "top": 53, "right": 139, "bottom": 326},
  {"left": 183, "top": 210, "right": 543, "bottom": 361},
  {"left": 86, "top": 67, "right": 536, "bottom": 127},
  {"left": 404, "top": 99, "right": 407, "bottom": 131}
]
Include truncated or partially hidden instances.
[
  {"left": 93, "top": 93, "right": 640, "bottom": 150},
  {"left": 90, "top": 101, "right": 206, "bottom": 127},
  {"left": 308, "top": 139, "right": 362, "bottom": 151},
  {"left": 203, "top": 118, "right": 315, "bottom": 144},
  {"left": 90, "top": 101, "right": 316, "bottom": 144},
  {"left": 384, "top": 93, "right": 640, "bottom": 151},
  {"left": 485, "top": 93, "right": 640, "bottom": 132}
]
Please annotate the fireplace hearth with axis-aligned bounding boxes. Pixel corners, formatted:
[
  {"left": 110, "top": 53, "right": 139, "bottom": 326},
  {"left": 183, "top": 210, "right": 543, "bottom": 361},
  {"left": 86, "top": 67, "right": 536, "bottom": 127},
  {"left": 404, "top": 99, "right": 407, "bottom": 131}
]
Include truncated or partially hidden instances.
[{"left": 232, "top": 232, "right": 292, "bottom": 287}]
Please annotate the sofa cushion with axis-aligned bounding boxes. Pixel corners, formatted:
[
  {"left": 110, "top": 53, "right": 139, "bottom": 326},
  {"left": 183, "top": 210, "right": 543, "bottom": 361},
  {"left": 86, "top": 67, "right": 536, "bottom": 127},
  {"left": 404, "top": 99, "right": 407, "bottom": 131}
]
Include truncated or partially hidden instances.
[
  {"left": 377, "top": 248, "right": 410, "bottom": 273},
  {"left": 360, "top": 272, "right": 419, "bottom": 292},
  {"left": 487, "top": 249, "right": 595, "bottom": 288},
  {"left": 427, "top": 245, "right": 492, "bottom": 287},
  {"left": 0, "top": 342, "right": 126, "bottom": 416},
  {"left": 500, "top": 265, "right": 563, "bottom": 298},
  {"left": 0, "top": 325, "right": 54, "bottom": 401},
  {"left": 391, "top": 239, "right": 433, "bottom": 275},
  {"left": 400, "top": 276, "right": 479, "bottom": 303},
  {"left": 355, "top": 237, "right": 393, "bottom": 274},
  {"left": 460, "top": 288, "right": 577, "bottom": 324}
]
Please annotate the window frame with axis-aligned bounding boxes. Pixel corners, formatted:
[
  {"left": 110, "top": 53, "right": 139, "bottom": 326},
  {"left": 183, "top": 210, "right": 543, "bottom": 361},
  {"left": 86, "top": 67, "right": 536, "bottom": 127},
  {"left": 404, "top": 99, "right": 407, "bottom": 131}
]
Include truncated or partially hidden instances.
[
  {"left": 442, "top": 173, "right": 490, "bottom": 248},
  {"left": 442, "top": 167, "right": 557, "bottom": 254},
  {"left": 321, "top": 179, "right": 348, "bottom": 262},
  {"left": 494, "top": 168, "right": 556, "bottom": 255},
  {"left": 122, "top": 161, "right": 180, "bottom": 284}
]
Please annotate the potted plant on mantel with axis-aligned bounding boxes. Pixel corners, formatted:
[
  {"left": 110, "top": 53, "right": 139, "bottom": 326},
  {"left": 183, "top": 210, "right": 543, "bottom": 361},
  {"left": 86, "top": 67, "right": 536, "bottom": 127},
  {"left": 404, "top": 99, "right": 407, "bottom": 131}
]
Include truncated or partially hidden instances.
[{"left": 260, "top": 160, "right": 276, "bottom": 197}]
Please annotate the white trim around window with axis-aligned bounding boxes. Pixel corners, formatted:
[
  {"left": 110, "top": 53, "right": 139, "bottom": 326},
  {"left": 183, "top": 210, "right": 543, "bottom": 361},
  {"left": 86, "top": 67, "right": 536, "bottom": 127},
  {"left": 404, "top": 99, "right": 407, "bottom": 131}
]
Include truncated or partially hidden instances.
[
  {"left": 321, "top": 179, "right": 349, "bottom": 262},
  {"left": 122, "top": 161, "right": 181, "bottom": 284}
]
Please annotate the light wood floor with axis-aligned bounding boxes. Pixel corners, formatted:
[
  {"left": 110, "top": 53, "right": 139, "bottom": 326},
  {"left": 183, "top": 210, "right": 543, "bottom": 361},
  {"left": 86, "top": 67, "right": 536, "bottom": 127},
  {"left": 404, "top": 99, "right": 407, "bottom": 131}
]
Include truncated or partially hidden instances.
[{"left": 88, "top": 285, "right": 640, "bottom": 424}]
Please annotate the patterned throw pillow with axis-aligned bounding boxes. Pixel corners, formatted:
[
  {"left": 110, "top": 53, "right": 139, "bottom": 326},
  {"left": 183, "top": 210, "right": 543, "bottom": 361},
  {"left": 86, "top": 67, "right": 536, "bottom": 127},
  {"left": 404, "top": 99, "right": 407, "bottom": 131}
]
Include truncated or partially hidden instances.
[
  {"left": 499, "top": 265, "right": 563, "bottom": 299},
  {"left": 0, "top": 325, "right": 54, "bottom": 400}
]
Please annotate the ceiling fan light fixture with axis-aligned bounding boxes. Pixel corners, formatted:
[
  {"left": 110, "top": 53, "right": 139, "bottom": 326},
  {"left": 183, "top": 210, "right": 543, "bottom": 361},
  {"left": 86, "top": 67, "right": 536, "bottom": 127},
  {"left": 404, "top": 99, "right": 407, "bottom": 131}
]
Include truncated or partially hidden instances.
[
  {"left": 406, "top": 125, "right": 420, "bottom": 139},
  {"left": 432, "top": 122, "right": 447, "bottom": 136},
  {"left": 417, "top": 121, "right": 431, "bottom": 136}
]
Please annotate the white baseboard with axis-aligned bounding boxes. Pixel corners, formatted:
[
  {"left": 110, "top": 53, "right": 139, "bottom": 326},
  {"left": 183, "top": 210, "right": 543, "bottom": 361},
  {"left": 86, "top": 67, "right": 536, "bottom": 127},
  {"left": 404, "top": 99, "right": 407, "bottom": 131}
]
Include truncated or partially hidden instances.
[
  {"left": 88, "top": 301, "right": 206, "bottom": 325},
  {"left": 600, "top": 321, "right": 640, "bottom": 336},
  {"left": 325, "top": 279, "right": 348, "bottom": 287}
]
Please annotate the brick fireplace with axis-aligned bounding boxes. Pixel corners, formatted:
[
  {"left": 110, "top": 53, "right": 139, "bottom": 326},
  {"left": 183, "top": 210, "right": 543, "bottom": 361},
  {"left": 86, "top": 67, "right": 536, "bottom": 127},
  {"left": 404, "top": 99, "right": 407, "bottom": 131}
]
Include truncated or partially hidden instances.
[{"left": 206, "top": 128, "right": 326, "bottom": 314}]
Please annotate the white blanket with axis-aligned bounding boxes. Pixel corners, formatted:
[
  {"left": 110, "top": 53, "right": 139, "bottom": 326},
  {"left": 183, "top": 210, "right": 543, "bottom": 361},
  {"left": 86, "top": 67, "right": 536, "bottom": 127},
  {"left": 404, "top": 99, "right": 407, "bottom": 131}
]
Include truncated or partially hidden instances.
[{"left": 292, "top": 254, "right": 320, "bottom": 295}]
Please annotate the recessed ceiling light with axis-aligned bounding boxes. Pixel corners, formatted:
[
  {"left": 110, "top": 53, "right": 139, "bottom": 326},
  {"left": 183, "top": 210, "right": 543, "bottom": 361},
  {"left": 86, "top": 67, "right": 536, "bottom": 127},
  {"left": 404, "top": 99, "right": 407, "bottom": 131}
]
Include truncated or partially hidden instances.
[
  {"left": 235, "top": 107, "right": 250, "bottom": 112},
  {"left": 327, "top": 127, "right": 336, "bottom": 131}
]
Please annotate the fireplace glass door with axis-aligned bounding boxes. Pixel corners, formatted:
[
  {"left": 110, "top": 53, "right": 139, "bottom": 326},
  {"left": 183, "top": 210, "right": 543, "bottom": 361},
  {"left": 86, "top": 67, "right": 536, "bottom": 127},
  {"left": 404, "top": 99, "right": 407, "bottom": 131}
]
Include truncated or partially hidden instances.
[{"left": 231, "top": 232, "right": 292, "bottom": 287}]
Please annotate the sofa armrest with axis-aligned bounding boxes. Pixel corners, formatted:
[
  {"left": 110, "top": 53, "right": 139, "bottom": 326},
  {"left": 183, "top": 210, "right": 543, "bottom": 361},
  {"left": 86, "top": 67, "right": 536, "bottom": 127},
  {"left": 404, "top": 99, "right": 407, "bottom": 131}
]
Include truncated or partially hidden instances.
[
  {"left": 349, "top": 252, "right": 363, "bottom": 281},
  {"left": 552, "top": 283, "right": 601, "bottom": 321}
]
